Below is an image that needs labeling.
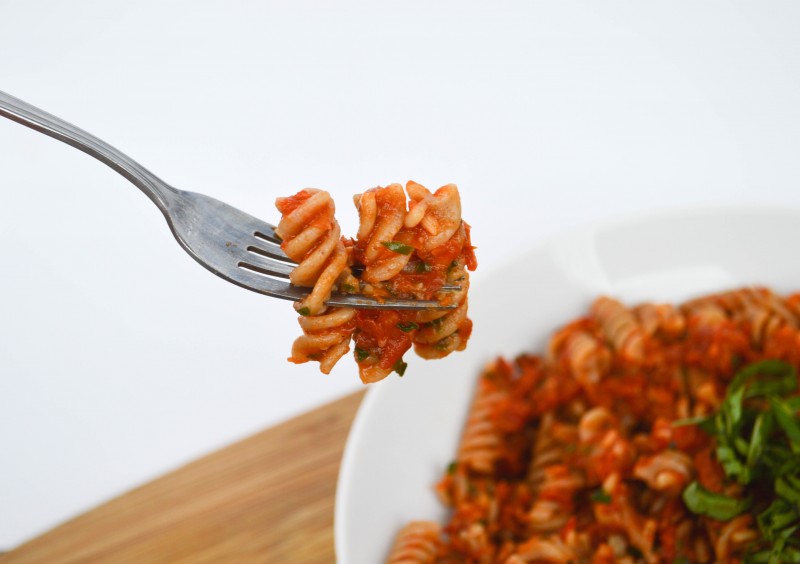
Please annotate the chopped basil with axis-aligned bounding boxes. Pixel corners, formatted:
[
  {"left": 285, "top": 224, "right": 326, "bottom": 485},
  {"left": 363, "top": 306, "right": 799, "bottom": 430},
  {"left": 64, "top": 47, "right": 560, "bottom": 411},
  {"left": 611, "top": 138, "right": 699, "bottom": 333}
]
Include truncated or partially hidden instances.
[
  {"left": 682, "top": 481, "right": 750, "bottom": 521},
  {"left": 396, "top": 322, "right": 419, "bottom": 333},
  {"left": 680, "top": 360, "right": 800, "bottom": 560},
  {"left": 393, "top": 359, "right": 408, "bottom": 376},
  {"left": 447, "top": 461, "right": 458, "bottom": 474},
  {"left": 590, "top": 488, "right": 612, "bottom": 504},
  {"left": 770, "top": 397, "right": 800, "bottom": 450},
  {"left": 381, "top": 241, "right": 414, "bottom": 255},
  {"left": 415, "top": 261, "right": 431, "bottom": 273},
  {"left": 355, "top": 348, "right": 369, "bottom": 362},
  {"left": 341, "top": 283, "right": 356, "bottom": 293},
  {"left": 731, "top": 360, "right": 797, "bottom": 399},
  {"left": 297, "top": 307, "right": 311, "bottom": 316}
]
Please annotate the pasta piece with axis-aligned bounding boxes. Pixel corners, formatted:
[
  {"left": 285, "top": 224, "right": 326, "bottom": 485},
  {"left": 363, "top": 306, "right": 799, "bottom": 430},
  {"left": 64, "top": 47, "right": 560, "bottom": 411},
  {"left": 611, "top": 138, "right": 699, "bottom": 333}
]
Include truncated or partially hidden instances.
[
  {"left": 275, "top": 189, "right": 352, "bottom": 314},
  {"left": 735, "top": 287, "right": 798, "bottom": 345},
  {"left": 684, "top": 300, "right": 728, "bottom": 329},
  {"left": 386, "top": 521, "right": 442, "bottom": 564},
  {"left": 633, "top": 450, "right": 693, "bottom": 496},
  {"left": 593, "top": 473, "right": 658, "bottom": 563},
  {"left": 635, "top": 303, "right": 686, "bottom": 339},
  {"left": 548, "top": 321, "right": 612, "bottom": 386},
  {"left": 526, "top": 415, "right": 583, "bottom": 533},
  {"left": 291, "top": 308, "right": 357, "bottom": 374},
  {"left": 353, "top": 184, "right": 410, "bottom": 284},
  {"left": 407, "top": 183, "right": 474, "bottom": 360},
  {"left": 276, "top": 189, "right": 357, "bottom": 373},
  {"left": 457, "top": 362, "right": 509, "bottom": 473},
  {"left": 528, "top": 414, "right": 579, "bottom": 489},
  {"left": 706, "top": 514, "right": 758, "bottom": 562},
  {"left": 413, "top": 258, "right": 472, "bottom": 359},
  {"left": 405, "top": 181, "right": 462, "bottom": 250},
  {"left": 393, "top": 288, "right": 800, "bottom": 562},
  {"left": 578, "top": 407, "right": 635, "bottom": 484},
  {"left": 277, "top": 182, "right": 475, "bottom": 379},
  {"left": 352, "top": 181, "right": 476, "bottom": 381},
  {"left": 507, "top": 534, "right": 579, "bottom": 563},
  {"left": 590, "top": 297, "right": 645, "bottom": 362}
]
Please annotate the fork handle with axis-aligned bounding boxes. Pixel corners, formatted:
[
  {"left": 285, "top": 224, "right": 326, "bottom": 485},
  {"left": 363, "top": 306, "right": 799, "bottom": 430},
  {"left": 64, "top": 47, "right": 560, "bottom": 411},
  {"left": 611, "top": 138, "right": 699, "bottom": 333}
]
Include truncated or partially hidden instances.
[{"left": 0, "top": 89, "right": 177, "bottom": 213}]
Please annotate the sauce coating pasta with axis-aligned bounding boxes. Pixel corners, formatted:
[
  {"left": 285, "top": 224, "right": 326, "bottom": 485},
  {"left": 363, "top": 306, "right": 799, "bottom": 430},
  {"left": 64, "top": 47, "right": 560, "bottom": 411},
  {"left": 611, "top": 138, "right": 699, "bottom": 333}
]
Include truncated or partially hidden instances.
[
  {"left": 275, "top": 182, "right": 476, "bottom": 382},
  {"left": 393, "top": 288, "right": 800, "bottom": 562}
]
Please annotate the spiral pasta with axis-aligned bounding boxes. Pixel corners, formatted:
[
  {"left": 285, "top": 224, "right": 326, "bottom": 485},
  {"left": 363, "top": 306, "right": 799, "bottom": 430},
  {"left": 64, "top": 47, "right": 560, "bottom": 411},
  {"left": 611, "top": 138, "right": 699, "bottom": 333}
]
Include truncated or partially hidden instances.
[
  {"left": 457, "top": 361, "right": 509, "bottom": 474},
  {"left": 590, "top": 296, "right": 645, "bottom": 362},
  {"left": 276, "top": 189, "right": 357, "bottom": 373},
  {"left": 406, "top": 183, "right": 474, "bottom": 360},
  {"left": 350, "top": 181, "right": 476, "bottom": 383},
  {"left": 386, "top": 521, "right": 442, "bottom": 564},
  {"left": 392, "top": 287, "right": 800, "bottom": 563},
  {"left": 276, "top": 183, "right": 476, "bottom": 380}
]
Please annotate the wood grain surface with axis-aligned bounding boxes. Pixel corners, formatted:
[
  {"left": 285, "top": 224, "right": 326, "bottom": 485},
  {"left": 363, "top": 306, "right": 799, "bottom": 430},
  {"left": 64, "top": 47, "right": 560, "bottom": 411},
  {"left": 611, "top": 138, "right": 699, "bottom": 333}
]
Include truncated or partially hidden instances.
[{"left": 1, "top": 390, "right": 366, "bottom": 564}]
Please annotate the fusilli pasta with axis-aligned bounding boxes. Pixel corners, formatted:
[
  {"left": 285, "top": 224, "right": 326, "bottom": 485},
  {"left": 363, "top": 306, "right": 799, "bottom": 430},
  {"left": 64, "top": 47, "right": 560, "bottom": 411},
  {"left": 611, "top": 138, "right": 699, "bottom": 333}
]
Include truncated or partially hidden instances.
[
  {"left": 392, "top": 288, "right": 800, "bottom": 562},
  {"left": 275, "top": 182, "right": 476, "bottom": 381}
]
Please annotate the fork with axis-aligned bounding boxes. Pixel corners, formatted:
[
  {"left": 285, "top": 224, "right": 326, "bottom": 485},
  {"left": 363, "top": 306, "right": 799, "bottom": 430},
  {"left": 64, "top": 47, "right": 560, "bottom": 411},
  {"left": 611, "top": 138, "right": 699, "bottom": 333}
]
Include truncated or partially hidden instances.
[{"left": 0, "top": 90, "right": 453, "bottom": 310}]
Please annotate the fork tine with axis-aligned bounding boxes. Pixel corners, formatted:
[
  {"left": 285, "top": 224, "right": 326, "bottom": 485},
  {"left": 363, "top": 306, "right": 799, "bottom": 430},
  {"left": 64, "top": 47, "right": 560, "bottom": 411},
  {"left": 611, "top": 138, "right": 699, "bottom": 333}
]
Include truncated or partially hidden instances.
[
  {"left": 249, "top": 222, "right": 282, "bottom": 245},
  {"left": 225, "top": 263, "right": 309, "bottom": 302},
  {"left": 238, "top": 253, "right": 295, "bottom": 278},
  {"left": 232, "top": 264, "right": 454, "bottom": 310},
  {"left": 234, "top": 213, "right": 293, "bottom": 261},
  {"left": 325, "top": 294, "right": 455, "bottom": 310},
  {"left": 247, "top": 236, "right": 294, "bottom": 263}
]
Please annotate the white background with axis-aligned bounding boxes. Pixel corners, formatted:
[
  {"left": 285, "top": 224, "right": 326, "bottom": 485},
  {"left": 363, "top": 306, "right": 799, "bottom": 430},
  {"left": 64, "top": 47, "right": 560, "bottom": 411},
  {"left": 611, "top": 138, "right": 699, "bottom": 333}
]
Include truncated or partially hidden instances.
[{"left": 2, "top": 0, "right": 800, "bottom": 549}]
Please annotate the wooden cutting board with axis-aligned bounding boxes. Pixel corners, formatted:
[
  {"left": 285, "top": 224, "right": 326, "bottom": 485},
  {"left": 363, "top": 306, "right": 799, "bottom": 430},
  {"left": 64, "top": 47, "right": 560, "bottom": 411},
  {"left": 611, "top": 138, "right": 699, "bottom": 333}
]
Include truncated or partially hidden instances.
[{"left": 1, "top": 390, "right": 366, "bottom": 564}]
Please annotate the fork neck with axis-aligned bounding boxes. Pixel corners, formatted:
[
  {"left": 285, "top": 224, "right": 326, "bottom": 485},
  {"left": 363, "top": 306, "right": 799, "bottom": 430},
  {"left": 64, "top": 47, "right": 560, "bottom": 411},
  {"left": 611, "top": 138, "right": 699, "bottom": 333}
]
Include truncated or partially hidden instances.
[{"left": 0, "top": 89, "right": 178, "bottom": 214}]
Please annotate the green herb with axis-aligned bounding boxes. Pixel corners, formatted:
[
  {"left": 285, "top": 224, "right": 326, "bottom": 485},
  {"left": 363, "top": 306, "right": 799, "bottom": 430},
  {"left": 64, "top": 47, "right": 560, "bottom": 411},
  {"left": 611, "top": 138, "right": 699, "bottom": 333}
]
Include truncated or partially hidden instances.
[
  {"left": 590, "top": 488, "right": 612, "bottom": 504},
  {"left": 355, "top": 348, "right": 369, "bottom": 362},
  {"left": 341, "top": 283, "right": 356, "bottom": 293},
  {"left": 731, "top": 360, "right": 797, "bottom": 399},
  {"left": 297, "top": 307, "right": 311, "bottom": 316},
  {"left": 446, "top": 461, "right": 458, "bottom": 475},
  {"left": 415, "top": 262, "right": 431, "bottom": 273},
  {"left": 396, "top": 322, "right": 419, "bottom": 333},
  {"left": 393, "top": 359, "right": 408, "bottom": 376},
  {"left": 682, "top": 481, "right": 750, "bottom": 521},
  {"left": 673, "top": 557, "right": 690, "bottom": 564},
  {"left": 770, "top": 397, "right": 800, "bottom": 452},
  {"left": 679, "top": 360, "right": 800, "bottom": 560},
  {"left": 381, "top": 241, "right": 414, "bottom": 255}
]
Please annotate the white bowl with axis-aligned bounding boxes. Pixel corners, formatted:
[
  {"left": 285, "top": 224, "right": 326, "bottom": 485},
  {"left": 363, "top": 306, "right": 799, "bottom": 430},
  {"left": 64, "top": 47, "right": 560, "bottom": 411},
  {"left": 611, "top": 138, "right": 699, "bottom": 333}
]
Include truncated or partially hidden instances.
[{"left": 335, "top": 207, "right": 800, "bottom": 563}]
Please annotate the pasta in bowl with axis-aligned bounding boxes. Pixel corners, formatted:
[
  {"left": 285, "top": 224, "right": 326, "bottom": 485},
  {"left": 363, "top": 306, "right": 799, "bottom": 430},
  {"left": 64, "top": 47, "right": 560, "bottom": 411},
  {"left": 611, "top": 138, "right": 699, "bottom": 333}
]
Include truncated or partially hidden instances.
[{"left": 334, "top": 207, "right": 800, "bottom": 563}]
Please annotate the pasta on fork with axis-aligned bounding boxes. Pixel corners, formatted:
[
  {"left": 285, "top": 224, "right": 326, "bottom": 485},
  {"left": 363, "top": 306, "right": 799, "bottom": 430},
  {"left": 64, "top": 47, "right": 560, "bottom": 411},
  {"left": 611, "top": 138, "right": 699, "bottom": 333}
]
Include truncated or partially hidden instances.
[{"left": 275, "top": 181, "right": 476, "bottom": 383}]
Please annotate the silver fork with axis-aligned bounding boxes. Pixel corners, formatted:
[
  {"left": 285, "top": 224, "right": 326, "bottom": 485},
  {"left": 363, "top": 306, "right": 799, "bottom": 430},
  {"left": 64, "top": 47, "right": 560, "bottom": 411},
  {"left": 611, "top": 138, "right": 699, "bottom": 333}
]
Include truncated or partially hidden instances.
[{"left": 0, "top": 90, "right": 453, "bottom": 310}]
